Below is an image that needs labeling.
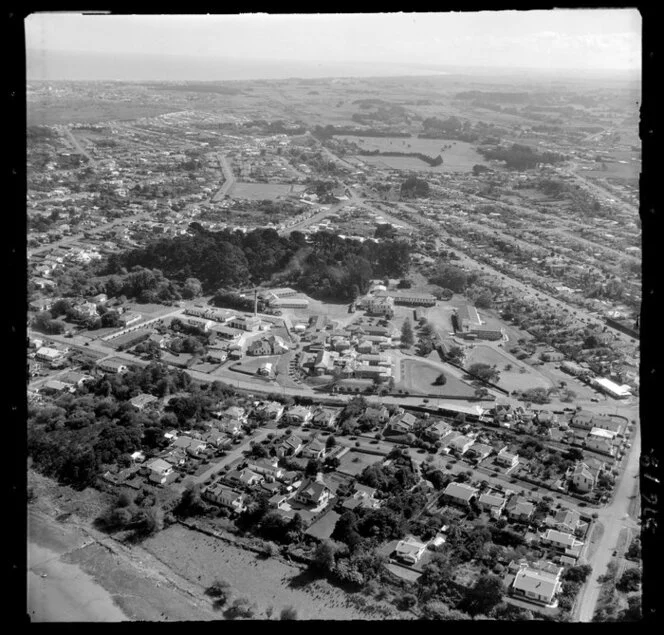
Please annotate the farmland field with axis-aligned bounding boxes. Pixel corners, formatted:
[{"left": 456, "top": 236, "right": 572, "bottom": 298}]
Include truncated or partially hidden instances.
[{"left": 229, "top": 182, "right": 295, "bottom": 200}]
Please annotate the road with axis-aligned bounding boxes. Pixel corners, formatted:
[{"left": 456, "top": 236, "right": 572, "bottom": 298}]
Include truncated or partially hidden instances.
[
  {"left": 212, "top": 153, "right": 235, "bottom": 201},
  {"left": 573, "top": 422, "right": 641, "bottom": 622},
  {"left": 59, "top": 126, "right": 97, "bottom": 167}
]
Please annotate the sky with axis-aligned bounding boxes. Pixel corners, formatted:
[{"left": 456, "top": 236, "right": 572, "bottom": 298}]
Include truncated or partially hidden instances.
[{"left": 25, "top": 10, "right": 642, "bottom": 81}]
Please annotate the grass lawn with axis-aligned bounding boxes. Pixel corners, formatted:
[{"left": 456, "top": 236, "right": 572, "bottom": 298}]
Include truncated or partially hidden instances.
[
  {"left": 231, "top": 355, "right": 282, "bottom": 374},
  {"left": 337, "top": 451, "right": 384, "bottom": 477},
  {"left": 229, "top": 182, "right": 294, "bottom": 200},
  {"left": 305, "top": 510, "right": 340, "bottom": 540},
  {"left": 397, "top": 359, "right": 476, "bottom": 397}
]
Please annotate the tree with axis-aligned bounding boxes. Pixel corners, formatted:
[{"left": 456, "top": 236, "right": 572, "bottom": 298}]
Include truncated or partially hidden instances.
[
  {"left": 182, "top": 277, "right": 203, "bottom": 299},
  {"left": 401, "top": 319, "right": 415, "bottom": 348},
  {"left": 312, "top": 540, "right": 337, "bottom": 572},
  {"left": 396, "top": 593, "right": 418, "bottom": 611},
  {"left": 225, "top": 597, "right": 258, "bottom": 619},
  {"left": 468, "top": 363, "right": 500, "bottom": 384},
  {"left": 280, "top": 606, "right": 298, "bottom": 620},
  {"left": 305, "top": 459, "right": 322, "bottom": 477},
  {"left": 325, "top": 435, "right": 337, "bottom": 449},
  {"left": 206, "top": 578, "right": 232, "bottom": 607},
  {"left": 463, "top": 574, "right": 505, "bottom": 616},
  {"left": 616, "top": 567, "right": 641, "bottom": 592}
]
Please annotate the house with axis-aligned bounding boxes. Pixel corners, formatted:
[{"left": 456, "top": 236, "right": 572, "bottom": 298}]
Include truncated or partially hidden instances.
[
  {"left": 119, "top": 311, "right": 142, "bottom": 327},
  {"left": 313, "top": 350, "right": 336, "bottom": 375},
  {"left": 539, "top": 529, "right": 584, "bottom": 559},
  {"left": 130, "top": 451, "right": 146, "bottom": 464},
  {"left": 227, "top": 315, "right": 261, "bottom": 332},
  {"left": 496, "top": 448, "right": 520, "bottom": 468},
  {"left": 216, "top": 419, "right": 242, "bottom": 436},
  {"left": 427, "top": 420, "right": 453, "bottom": 440},
  {"left": 201, "top": 431, "right": 230, "bottom": 448},
  {"left": 449, "top": 435, "right": 475, "bottom": 456},
  {"left": 148, "top": 333, "right": 167, "bottom": 348},
  {"left": 96, "top": 357, "right": 129, "bottom": 374},
  {"left": 268, "top": 492, "right": 291, "bottom": 510},
  {"left": 247, "top": 457, "right": 284, "bottom": 481},
  {"left": 311, "top": 408, "right": 338, "bottom": 430},
  {"left": 207, "top": 346, "right": 228, "bottom": 363},
  {"left": 225, "top": 468, "right": 264, "bottom": 488},
  {"left": 35, "top": 347, "right": 65, "bottom": 363},
  {"left": 467, "top": 442, "right": 493, "bottom": 461},
  {"left": 394, "top": 535, "right": 427, "bottom": 565},
  {"left": 455, "top": 304, "right": 482, "bottom": 332},
  {"left": 146, "top": 458, "right": 174, "bottom": 485},
  {"left": 537, "top": 411, "right": 559, "bottom": 427},
  {"left": 341, "top": 483, "right": 381, "bottom": 511},
  {"left": 546, "top": 508, "right": 587, "bottom": 537},
  {"left": 247, "top": 335, "right": 289, "bottom": 356},
  {"left": 442, "top": 482, "right": 479, "bottom": 507},
  {"left": 90, "top": 293, "right": 108, "bottom": 304},
  {"left": 59, "top": 371, "right": 95, "bottom": 388},
  {"left": 571, "top": 462, "right": 596, "bottom": 492},
  {"left": 388, "top": 411, "right": 418, "bottom": 434},
  {"left": 257, "top": 401, "right": 285, "bottom": 422},
  {"left": 295, "top": 477, "right": 333, "bottom": 508},
  {"left": 129, "top": 393, "right": 159, "bottom": 410},
  {"left": 506, "top": 497, "right": 535, "bottom": 522},
  {"left": 585, "top": 435, "right": 616, "bottom": 457},
  {"left": 511, "top": 561, "right": 564, "bottom": 607},
  {"left": 173, "top": 436, "right": 207, "bottom": 456},
  {"left": 220, "top": 406, "right": 248, "bottom": 425},
  {"left": 478, "top": 492, "right": 506, "bottom": 518},
  {"left": 363, "top": 405, "right": 390, "bottom": 424},
  {"left": 301, "top": 438, "right": 328, "bottom": 460},
  {"left": 286, "top": 405, "right": 313, "bottom": 425},
  {"left": 41, "top": 379, "right": 72, "bottom": 394},
  {"left": 277, "top": 434, "right": 304, "bottom": 457},
  {"left": 203, "top": 484, "right": 247, "bottom": 514}
]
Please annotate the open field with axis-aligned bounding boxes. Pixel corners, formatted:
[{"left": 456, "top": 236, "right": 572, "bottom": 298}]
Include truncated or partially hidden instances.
[
  {"left": 464, "top": 343, "right": 552, "bottom": 392},
  {"left": 28, "top": 100, "right": 177, "bottom": 125},
  {"left": 231, "top": 355, "right": 282, "bottom": 374},
  {"left": 397, "top": 358, "right": 477, "bottom": 397},
  {"left": 142, "top": 523, "right": 370, "bottom": 620},
  {"left": 229, "top": 182, "right": 295, "bottom": 200},
  {"left": 340, "top": 136, "right": 489, "bottom": 173}
]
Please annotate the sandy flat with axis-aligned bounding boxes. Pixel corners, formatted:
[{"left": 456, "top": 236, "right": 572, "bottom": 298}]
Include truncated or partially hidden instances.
[{"left": 28, "top": 542, "right": 128, "bottom": 622}]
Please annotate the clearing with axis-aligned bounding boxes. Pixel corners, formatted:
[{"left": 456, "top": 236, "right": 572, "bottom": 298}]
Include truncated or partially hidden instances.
[{"left": 142, "top": 524, "right": 371, "bottom": 620}]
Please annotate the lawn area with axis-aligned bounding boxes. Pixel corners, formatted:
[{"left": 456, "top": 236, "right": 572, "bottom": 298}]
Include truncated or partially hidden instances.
[
  {"left": 231, "top": 355, "right": 282, "bottom": 375},
  {"left": 305, "top": 510, "right": 340, "bottom": 541},
  {"left": 397, "top": 359, "right": 477, "bottom": 397},
  {"left": 336, "top": 450, "right": 384, "bottom": 477},
  {"left": 229, "top": 182, "right": 294, "bottom": 200}
]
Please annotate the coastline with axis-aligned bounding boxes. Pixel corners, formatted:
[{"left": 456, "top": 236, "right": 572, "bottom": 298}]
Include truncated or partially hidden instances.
[{"left": 28, "top": 541, "right": 129, "bottom": 622}]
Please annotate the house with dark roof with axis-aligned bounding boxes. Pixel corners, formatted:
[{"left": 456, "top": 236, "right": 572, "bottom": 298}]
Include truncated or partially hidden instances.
[{"left": 295, "top": 477, "right": 333, "bottom": 508}]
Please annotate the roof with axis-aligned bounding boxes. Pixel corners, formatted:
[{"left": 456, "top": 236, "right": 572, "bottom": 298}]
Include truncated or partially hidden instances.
[
  {"left": 298, "top": 479, "right": 331, "bottom": 501},
  {"left": 147, "top": 458, "right": 172, "bottom": 473},
  {"left": 542, "top": 529, "right": 581, "bottom": 547},
  {"left": 443, "top": 482, "right": 478, "bottom": 501},
  {"left": 512, "top": 566, "right": 561, "bottom": 599},
  {"left": 479, "top": 493, "right": 505, "bottom": 508},
  {"left": 456, "top": 304, "right": 481, "bottom": 325}
]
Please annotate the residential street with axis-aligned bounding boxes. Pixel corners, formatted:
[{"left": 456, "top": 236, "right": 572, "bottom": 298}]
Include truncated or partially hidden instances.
[{"left": 573, "top": 421, "right": 641, "bottom": 621}]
